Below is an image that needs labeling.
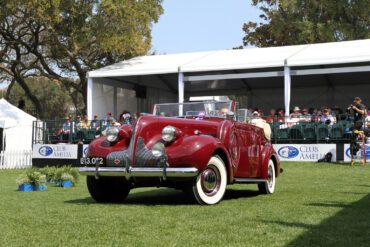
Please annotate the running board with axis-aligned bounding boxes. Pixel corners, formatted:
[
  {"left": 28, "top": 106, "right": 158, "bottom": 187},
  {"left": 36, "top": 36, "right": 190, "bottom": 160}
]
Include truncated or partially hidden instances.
[{"left": 234, "top": 178, "right": 267, "bottom": 184}]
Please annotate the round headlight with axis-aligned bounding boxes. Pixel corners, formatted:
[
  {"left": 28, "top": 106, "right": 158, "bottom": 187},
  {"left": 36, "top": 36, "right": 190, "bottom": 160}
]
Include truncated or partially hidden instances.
[
  {"left": 162, "top": 126, "right": 176, "bottom": 142},
  {"left": 152, "top": 142, "right": 165, "bottom": 157},
  {"left": 106, "top": 127, "right": 119, "bottom": 142}
]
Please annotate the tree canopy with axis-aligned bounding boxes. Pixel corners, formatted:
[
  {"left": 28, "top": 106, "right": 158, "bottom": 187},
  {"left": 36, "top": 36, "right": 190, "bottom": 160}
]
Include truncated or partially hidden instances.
[
  {"left": 0, "top": 0, "right": 163, "bottom": 118},
  {"left": 243, "top": 0, "right": 370, "bottom": 47},
  {"left": 7, "top": 77, "right": 77, "bottom": 119}
]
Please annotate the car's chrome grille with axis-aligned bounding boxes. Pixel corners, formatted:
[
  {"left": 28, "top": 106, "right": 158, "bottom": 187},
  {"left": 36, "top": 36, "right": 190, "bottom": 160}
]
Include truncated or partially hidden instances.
[
  {"left": 106, "top": 126, "right": 135, "bottom": 167},
  {"left": 106, "top": 145, "right": 131, "bottom": 167},
  {"left": 134, "top": 137, "right": 162, "bottom": 167},
  {"left": 106, "top": 119, "right": 162, "bottom": 167}
]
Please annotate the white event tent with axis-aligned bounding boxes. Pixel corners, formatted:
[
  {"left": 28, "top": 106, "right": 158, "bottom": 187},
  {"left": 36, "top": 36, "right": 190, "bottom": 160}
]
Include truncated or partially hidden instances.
[
  {"left": 86, "top": 39, "right": 370, "bottom": 118},
  {"left": 0, "top": 98, "right": 36, "bottom": 151}
]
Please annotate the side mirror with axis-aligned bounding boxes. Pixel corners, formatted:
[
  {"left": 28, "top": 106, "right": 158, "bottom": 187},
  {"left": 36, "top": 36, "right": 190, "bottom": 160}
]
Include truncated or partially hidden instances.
[{"left": 226, "top": 111, "right": 235, "bottom": 121}]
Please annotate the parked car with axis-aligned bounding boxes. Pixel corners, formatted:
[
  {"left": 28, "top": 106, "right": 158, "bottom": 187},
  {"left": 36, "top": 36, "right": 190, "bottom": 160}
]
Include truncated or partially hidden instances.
[{"left": 79, "top": 101, "right": 280, "bottom": 205}]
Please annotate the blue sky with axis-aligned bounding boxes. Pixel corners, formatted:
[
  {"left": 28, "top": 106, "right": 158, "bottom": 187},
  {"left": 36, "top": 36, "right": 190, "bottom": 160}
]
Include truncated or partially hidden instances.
[
  {"left": 151, "top": 0, "right": 261, "bottom": 54},
  {"left": 0, "top": 1, "right": 260, "bottom": 89}
]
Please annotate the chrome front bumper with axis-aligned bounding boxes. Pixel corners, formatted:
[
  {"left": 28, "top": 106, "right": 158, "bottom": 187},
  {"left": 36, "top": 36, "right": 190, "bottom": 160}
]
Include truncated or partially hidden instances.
[{"left": 79, "top": 166, "right": 199, "bottom": 179}]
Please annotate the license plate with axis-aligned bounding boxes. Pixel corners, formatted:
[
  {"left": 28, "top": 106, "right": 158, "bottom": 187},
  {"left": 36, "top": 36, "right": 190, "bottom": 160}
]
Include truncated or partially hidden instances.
[{"left": 80, "top": 157, "right": 104, "bottom": 166}]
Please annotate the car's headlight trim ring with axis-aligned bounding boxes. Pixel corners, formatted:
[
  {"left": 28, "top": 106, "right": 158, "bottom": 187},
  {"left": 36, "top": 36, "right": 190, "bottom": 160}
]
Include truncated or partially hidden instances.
[
  {"left": 162, "top": 125, "right": 177, "bottom": 142},
  {"left": 152, "top": 142, "right": 165, "bottom": 157},
  {"left": 106, "top": 127, "right": 119, "bottom": 142}
]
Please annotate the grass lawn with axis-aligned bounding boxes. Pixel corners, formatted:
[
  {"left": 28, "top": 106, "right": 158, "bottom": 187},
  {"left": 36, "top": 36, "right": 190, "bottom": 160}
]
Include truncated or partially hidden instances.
[{"left": 1, "top": 162, "right": 370, "bottom": 247}]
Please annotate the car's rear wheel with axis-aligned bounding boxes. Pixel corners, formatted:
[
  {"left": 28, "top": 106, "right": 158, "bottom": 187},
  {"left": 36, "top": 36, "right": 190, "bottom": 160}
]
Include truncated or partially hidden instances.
[
  {"left": 87, "top": 176, "right": 131, "bottom": 203},
  {"left": 258, "top": 159, "right": 276, "bottom": 194},
  {"left": 192, "top": 155, "right": 227, "bottom": 205}
]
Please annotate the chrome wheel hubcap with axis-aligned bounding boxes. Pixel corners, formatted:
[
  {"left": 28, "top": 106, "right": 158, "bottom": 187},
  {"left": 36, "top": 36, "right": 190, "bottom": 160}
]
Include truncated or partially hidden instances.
[{"left": 201, "top": 166, "right": 220, "bottom": 195}]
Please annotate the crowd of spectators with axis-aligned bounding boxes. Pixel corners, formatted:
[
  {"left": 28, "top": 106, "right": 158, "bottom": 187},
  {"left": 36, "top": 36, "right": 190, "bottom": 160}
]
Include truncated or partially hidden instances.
[
  {"left": 61, "top": 110, "right": 139, "bottom": 132},
  {"left": 52, "top": 110, "right": 139, "bottom": 143},
  {"left": 249, "top": 105, "right": 350, "bottom": 128}
]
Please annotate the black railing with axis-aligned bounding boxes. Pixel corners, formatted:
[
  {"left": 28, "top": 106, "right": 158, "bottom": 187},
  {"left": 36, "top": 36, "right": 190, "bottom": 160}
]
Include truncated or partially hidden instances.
[
  {"left": 266, "top": 114, "right": 354, "bottom": 143},
  {"left": 33, "top": 114, "right": 357, "bottom": 145},
  {"left": 32, "top": 120, "right": 111, "bottom": 145}
]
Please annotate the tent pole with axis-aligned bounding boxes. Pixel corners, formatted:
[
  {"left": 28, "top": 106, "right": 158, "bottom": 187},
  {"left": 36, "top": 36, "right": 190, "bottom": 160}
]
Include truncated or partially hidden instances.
[
  {"left": 178, "top": 72, "right": 184, "bottom": 103},
  {"left": 284, "top": 62, "right": 291, "bottom": 119},
  {"left": 113, "top": 86, "right": 117, "bottom": 119},
  {"left": 178, "top": 72, "right": 184, "bottom": 116},
  {"left": 87, "top": 78, "right": 93, "bottom": 119}
]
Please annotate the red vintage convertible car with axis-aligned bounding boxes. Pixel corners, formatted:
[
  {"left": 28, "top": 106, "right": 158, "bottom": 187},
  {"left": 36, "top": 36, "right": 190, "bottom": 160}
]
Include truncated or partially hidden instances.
[{"left": 79, "top": 101, "right": 280, "bottom": 205}]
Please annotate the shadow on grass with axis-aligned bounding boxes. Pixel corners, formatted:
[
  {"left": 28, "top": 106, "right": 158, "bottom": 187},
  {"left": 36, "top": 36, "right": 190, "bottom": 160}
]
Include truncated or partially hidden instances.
[
  {"left": 64, "top": 188, "right": 260, "bottom": 206},
  {"left": 264, "top": 194, "right": 370, "bottom": 246},
  {"left": 357, "top": 184, "right": 370, "bottom": 188},
  {"left": 305, "top": 202, "right": 350, "bottom": 208}
]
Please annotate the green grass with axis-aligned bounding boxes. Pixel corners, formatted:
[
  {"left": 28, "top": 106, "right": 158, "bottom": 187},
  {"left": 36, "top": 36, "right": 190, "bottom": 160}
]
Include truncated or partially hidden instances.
[{"left": 1, "top": 162, "right": 370, "bottom": 247}]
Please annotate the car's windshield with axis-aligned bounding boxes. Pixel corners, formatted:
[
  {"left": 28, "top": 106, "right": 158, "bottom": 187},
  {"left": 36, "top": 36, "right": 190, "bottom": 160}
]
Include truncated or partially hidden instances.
[{"left": 153, "top": 101, "right": 233, "bottom": 118}]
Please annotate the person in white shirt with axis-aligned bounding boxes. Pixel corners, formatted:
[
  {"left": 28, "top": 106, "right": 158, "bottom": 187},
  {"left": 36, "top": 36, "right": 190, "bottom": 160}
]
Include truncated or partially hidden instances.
[
  {"left": 320, "top": 108, "right": 335, "bottom": 126},
  {"left": 250, "top": 111, "right": 272, "bottom": 140}
]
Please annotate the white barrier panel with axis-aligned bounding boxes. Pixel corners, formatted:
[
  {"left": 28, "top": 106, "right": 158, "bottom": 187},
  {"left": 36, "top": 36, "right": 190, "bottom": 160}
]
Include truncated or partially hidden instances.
[
  {"left": 273, "top": 144, "right": 336, "bottom": 162},
  {"left": 83, "top": 144, "right": 89, "bottom": 158},
  {"left": 0, "top": 150, "right": 33, "bottom": 169},
  {"left": 33, "top": 144, "right": 78, "bottom": 159},
  {"left": 343, "top": 144, "right": 370, "bottom": 162}
]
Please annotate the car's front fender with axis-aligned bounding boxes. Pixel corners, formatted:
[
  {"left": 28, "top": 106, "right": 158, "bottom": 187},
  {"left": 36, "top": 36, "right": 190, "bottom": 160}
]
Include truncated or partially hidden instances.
[{"left": 166, "top": 135, "right": 231, "bottom": 174}]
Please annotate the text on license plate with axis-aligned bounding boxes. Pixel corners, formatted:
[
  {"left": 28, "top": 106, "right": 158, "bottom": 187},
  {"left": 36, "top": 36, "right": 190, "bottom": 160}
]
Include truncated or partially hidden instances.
[{"left": 80, "top": 157, "right": 103, "bottom": 165}]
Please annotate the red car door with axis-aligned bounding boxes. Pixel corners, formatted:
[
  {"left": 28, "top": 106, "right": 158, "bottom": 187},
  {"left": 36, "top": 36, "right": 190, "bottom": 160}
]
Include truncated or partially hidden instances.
[{"left": 234, "top": 123, "right": 262, "bottom": 178}]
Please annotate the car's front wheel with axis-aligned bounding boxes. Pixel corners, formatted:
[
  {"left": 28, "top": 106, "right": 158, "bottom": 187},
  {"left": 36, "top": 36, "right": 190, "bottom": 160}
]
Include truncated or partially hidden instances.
[
  {"left": 258, "top": 159, "right": 276, "bottom": 194},
  {"left": 192, "top": 155, "right": 227, "bottom": 205},
  {"left": 87, "top": 176, "right": 131, "bottom": 203}
]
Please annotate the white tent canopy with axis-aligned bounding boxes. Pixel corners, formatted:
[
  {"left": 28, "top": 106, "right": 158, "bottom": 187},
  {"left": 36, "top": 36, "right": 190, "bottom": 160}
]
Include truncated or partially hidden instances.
[
  {"left": 87, "top": 39, "right": 370, "bottom": 118},
  {"left": 0, "top": 98, "right": 36, "bottom": 151}
]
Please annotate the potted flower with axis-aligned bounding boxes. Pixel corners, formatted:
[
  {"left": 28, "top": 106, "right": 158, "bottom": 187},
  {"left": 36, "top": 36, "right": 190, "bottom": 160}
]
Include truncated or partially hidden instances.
[
  {"left": 16, "top": 169, "right": 47, "bottom": 191},
  {"left": 54, "top": 166, "right": 79, "bottom": 188},
  {"left": 40, "top": 166, "right": 57, "bottom": 184},
  {"left": 16, "top": 175, "right": 33, "bottom": 192},
  {"left": 60, "top": 173, "right": 74, "bottom": 188},
  {"left": 26, "top": 169, "right": 47, "bottom": 191}
]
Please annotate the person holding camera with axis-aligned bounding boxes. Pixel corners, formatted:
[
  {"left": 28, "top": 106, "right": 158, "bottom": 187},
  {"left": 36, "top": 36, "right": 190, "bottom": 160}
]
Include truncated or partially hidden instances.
[
  {"left": 348, "top": 97, "right": 366, "bottom": 130},
  {"left": 348, "top": 97, "right": 368, "bottom": 163}
]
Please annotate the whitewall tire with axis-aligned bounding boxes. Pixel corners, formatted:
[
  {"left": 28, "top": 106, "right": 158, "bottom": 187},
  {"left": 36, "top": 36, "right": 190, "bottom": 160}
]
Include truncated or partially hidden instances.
[
  {"left": 258, "top": 159, "right": 276, "bottom": 194},
  {"left": 192, "top": 155, "right": 227, "bottom": 205}
]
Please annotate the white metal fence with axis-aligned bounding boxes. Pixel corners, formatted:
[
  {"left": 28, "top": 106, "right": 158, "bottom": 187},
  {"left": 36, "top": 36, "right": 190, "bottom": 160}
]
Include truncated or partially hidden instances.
[{"left": 0, "top": 150, "right": 32, "bottom": 169}]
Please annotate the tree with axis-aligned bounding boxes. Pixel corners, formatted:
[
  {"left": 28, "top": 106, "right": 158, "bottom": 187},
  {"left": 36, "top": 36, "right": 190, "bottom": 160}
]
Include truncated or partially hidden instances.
[
  {"left": 243, "top": 0, "right": 370, "bottom": 47},
  {"left": 0, "top": 0, "right": 163, "bottom": 117},
  {"left": 7, "top": 77, "right": 75, "bottom": 119}
]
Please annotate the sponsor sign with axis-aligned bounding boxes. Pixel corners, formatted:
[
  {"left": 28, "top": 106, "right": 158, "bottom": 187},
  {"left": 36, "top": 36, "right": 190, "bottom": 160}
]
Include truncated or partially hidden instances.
[
  {"left": 273, "top": 144, "right": 336, "bottom": 162},
  {"left": 343, "top": 144, "right": 370, "bottom": 162},
  {"left": 33, "top": 144, "right": 78, "bottom": 159}
]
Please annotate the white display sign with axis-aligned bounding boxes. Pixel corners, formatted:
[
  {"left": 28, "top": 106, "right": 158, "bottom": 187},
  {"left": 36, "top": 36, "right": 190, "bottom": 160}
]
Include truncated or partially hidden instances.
[
  {"left": 33, "top": 144, "right": 78, "bottom": 159},
  {"left": 273, "top": 144, "right": 336, "bottom": 162},
  {"left": 343, "top": 144, "right": 370, "bottom": 162},
  {"left": 83, "top": 144, "right": 89, "bottom": 158}
]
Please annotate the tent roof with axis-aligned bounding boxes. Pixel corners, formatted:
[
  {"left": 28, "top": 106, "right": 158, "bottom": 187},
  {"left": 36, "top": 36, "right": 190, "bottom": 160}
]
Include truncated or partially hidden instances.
[
  {"left": 287, "top": 39, "right": 370, "bottom": 67},
  {"left": 88, "top": 39, "right": 370, "bottom": 78},
  {"left": 0, "top": 98, "right": 36, "bottom": 128}
]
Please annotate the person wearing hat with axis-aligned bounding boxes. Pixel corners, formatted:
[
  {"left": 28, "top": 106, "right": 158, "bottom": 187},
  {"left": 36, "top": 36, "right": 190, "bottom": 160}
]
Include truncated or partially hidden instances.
[
  {"left": 289, "top": 106, "right": 302, "bottom": 119},
  {"left": 250, "top": 111, "right": 272, "bottom": 140},
  {"left": 348, "top": 97, "right": 366, "bottom": 130}
]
